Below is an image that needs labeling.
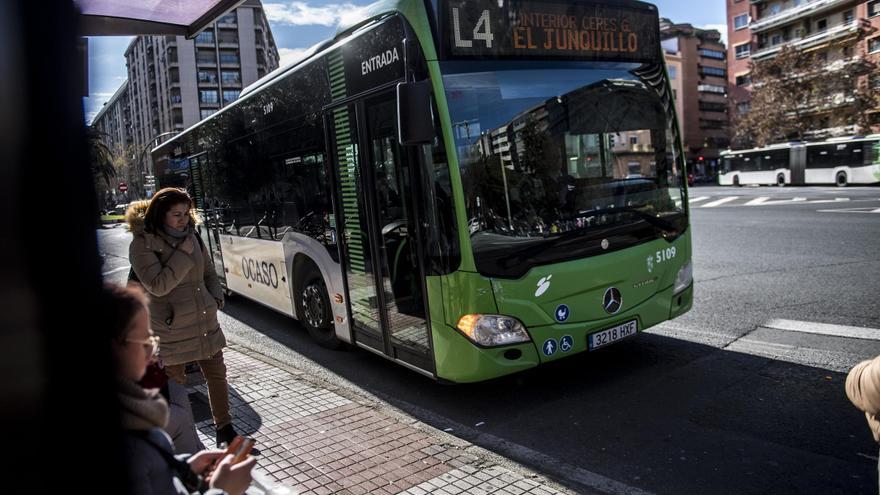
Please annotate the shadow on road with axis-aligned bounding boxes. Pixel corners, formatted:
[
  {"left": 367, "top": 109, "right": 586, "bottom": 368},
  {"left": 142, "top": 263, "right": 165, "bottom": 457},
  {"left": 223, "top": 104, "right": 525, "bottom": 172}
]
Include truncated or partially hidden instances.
[{"left": 222, "top": 295, "right": 877, "bottom": 495}]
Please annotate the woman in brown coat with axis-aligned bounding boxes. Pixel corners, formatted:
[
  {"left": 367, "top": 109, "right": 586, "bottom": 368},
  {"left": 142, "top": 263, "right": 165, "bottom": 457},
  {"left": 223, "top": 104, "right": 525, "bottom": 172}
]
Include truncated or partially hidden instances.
[{"left": 127, "top": 187, "right": 237, "bottom": 447}]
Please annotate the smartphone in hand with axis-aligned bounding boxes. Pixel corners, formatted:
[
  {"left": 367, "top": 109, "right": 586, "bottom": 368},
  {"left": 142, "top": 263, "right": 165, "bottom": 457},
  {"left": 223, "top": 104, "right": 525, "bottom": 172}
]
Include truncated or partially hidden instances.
[{"left": 231, "top": 437, "right": 255, "bottom": 464}]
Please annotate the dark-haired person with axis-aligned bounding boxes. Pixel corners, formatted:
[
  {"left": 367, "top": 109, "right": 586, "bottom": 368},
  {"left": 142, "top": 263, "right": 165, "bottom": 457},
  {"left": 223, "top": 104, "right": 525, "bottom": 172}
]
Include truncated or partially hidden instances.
[
  {"left": 107, "top": 283, "right": 254, "bottom": 494},
  {"left": 126, "top": 188, "right": 237, "bottom": 447}
]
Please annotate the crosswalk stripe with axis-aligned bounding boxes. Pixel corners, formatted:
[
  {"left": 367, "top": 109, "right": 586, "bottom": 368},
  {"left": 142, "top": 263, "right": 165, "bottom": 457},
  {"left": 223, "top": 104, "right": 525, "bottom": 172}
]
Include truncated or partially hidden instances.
[
  {"left": 688, "top": 196, "right": 710, "bottom": 204},
  {"left": 745, "top": 197, "right": 770, "bottom": 206},
  {"left": 764, "top": 319, "right": 880, "bottom": 341},
  {"left": 702, "top": 197, "right": 739, "bottom": 208}
]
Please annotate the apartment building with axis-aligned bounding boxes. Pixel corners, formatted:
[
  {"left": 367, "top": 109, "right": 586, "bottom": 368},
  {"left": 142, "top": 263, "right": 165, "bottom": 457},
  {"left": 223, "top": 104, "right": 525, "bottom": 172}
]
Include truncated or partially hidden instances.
[
  {"left": 727, "top": 0, "right": 880, "bottom": 137},
  {"left": 91, "top": 82, "right": 132, "bottom": 153},
  {"left": 660, "top": 19, "right": 730, "bottom": 177},
  {"left": 92, "top": 0, "right": 279, "bottom": 197}
]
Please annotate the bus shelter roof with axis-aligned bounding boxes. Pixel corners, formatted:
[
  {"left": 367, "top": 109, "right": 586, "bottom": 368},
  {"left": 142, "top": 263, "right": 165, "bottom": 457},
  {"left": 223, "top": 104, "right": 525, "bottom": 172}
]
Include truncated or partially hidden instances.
[{"left": 75, "top": 0, "right": 245, "bottom": 38}]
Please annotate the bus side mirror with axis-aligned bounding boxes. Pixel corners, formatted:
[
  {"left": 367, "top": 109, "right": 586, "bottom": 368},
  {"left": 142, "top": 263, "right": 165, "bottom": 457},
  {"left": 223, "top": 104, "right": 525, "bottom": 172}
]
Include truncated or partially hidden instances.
[{"left": 397, "top": 81, "right": 434, "bottom": 146}]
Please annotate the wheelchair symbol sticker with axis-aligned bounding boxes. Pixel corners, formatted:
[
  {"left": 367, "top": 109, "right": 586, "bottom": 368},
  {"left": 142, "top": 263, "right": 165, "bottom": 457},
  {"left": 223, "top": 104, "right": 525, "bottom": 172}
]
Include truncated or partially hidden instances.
[{"left": 560, "top": 335, "right": 573, "bottom": 353}]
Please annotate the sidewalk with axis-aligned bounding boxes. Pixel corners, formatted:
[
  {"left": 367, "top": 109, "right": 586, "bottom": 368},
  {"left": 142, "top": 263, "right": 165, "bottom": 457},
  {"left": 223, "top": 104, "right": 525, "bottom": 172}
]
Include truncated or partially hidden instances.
[{"left": 188, "top": 346, "right": 574, "bottom": 495}]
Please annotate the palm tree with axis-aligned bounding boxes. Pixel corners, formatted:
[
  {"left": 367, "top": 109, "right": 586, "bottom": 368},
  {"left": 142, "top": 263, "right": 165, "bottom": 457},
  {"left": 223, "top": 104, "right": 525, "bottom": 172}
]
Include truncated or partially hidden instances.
[{"left": 87, "top": 127, "right": 116, "bottom": 188}]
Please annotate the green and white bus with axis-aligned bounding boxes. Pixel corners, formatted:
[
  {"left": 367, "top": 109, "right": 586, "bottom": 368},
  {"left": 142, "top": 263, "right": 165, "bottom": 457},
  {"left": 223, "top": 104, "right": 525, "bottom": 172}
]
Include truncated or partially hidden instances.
[{"left": 152, "top": 0, "right": 693, "bottom": 383}]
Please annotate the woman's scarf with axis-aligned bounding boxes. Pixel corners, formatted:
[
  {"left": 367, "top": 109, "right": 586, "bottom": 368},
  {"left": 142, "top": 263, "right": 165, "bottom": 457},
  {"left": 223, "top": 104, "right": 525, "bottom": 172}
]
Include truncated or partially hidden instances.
[{"left": 117, "top": 377, "right": 170, "bottom": 431}]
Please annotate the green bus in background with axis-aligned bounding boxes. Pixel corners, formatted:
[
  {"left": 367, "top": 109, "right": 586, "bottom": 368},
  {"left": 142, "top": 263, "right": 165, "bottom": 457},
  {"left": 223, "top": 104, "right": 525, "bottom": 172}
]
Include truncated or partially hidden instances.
[{"left": 153, "top": 0, "right": 693, "bottom": 383}]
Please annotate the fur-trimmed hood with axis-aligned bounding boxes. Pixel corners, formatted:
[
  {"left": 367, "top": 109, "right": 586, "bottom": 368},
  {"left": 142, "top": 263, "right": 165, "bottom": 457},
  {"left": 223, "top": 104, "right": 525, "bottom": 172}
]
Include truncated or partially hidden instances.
[{"left": 125, "top": 200, "right": 200, "bottom": 236}]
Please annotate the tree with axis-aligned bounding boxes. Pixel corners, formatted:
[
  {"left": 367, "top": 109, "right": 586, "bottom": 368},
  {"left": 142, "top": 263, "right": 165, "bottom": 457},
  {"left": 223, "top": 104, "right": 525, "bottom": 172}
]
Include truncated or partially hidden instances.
[
  {"left": 87, "top": 127, "right": 116, "bottom": 188},
  {"left": 734, "top": 26, "right": 880, "bottom": 147}
]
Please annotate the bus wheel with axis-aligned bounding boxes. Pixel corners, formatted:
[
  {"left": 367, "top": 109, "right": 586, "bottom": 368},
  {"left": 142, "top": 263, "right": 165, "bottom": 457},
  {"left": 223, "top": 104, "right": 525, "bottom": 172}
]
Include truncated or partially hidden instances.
[
  {"left": 776, "top": 174, "right": 785, "bottom": 187},
  {"left": 295, "top": 264, "right": 341, "bottom": 349},
  {"left": 733, "top": 176, "right": 741, "bottom": 187},
  {"left": 836, "top": 172, "right": 848, "bottom": 187}
]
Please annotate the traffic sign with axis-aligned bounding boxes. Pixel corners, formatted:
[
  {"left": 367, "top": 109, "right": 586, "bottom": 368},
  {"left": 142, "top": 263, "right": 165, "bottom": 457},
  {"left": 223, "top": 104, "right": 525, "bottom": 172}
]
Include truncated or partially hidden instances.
[{"left": 118, "top": 182, "right": 128, "bottom": 193}]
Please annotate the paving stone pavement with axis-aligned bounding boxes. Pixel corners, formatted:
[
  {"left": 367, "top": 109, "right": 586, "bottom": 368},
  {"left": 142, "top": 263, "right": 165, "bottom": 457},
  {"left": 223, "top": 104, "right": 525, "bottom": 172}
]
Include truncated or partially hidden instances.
[{"left": 187, "top": 348, "right": 573, "bottom": 495}]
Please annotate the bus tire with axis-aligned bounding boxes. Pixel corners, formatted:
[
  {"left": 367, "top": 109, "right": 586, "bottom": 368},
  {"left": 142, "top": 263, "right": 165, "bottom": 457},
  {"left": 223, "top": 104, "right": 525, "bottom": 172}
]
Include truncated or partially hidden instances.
[
  {"left": 776, "top": 174, "right": 785, "bottom": 187},
  {"left": 294, "top": 263, "right": 341, "bottom": 349},
  {"left": 733, "top": 175, "right": 741, "bottom": 187},
  {"left": 836, "top": 172, "right": 848, "bottom": 187}
]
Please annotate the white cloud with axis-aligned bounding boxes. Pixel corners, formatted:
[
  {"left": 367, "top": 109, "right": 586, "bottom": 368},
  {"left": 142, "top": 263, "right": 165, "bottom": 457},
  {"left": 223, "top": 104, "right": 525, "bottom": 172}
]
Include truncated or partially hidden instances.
[
  {"left": 701, "top": 23, "right": 728, "bottom": 47},
  {"left": 265, "top": 1, "right": 371, "bottom": 27},
  {"left": 278, "top": 47, "right": 311, "bottom": 66}
]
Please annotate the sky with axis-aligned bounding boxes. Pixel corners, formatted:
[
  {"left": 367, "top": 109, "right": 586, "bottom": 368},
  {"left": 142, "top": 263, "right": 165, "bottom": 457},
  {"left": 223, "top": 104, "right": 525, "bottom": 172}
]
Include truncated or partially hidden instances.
[{"left": 84, "top": 0, "right": 728, "bottom": 124}]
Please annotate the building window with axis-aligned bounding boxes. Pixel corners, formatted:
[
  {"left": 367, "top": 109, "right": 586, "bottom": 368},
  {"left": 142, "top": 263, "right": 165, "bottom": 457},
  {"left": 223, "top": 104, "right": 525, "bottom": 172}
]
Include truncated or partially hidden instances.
[
  {"left": 870, "top": 37, "right": 880, "bottom": 54},
  {"left": 200, "top": 108, "right": 217, "bottom": 119},
  {"left": 870, "top": 0, "right": 880, "bottom": 17},
  {"left": 843, "top": 10, "right": 854, "bottom": 25},
  {"left": 768, "top": 3, "right": 782, "bottom": 15},
  {"left": 196, "top": 50, "right": 215, "bottom": 65},
  {"left": 734, "top": 14, "right": 749, "bottom": 30},
  {"left": 218, "top": 12, "right": 237, "bottom": 24},
  {"left": 221, "top": 71, "right": 241, "bottom": 85},
  {"left": 199, "top": 90, "right": 219, "bottom": 104},
  {"left": 698, "top": 84, "right": 726, "bottom": 94},
  {"left": 629, "top": 136, "right": 638, "bottom": 145},
  {"left": 222, "top": 90, "right": 240, "bottom": 103},
  {"left": 735, "top": 74, "right": 751, "bottom": 86},
  {"left": 816, "top": 19, "right": 827, "bottom": 32},
  {"left": 218, "top": 31, "right": 239, "bottom": 44},
  {"left": 198, "top": 70, "right": 218, "bottom": 84},
  {"left": 700, "top": 66, "right": 727, "bottom": 78},
  {"left": 735, "top": 43, "right": 751, "bottom": 59},
  {"left": 219, "top": 51, "right": 240, "bottom": 65},
  {"left": 668, "top": 66, "right": 677, "bottom": 80},
  {"left": 770, "top": 34, "right": 783, "bottom": 46},
  {"left": 699, "top": 48, "right": 726, "bottom": 60},
  {"left": 195, "top": 31, "right": 214, "bottom": 44}
]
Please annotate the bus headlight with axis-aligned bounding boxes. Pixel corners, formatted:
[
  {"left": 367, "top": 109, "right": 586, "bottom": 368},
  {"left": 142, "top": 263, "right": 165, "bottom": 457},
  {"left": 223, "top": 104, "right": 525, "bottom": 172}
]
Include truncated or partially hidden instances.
[
  {"left": 673, "top": 260, "right": 693, "bottom": 295},
  {"left": 457, "top": 314, "right": 531, "bottom": 347}
]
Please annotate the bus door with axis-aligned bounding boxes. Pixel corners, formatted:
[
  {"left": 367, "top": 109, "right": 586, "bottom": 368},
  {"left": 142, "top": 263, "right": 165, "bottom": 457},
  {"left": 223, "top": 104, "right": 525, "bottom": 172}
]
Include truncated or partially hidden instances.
[
  {"left": 790, "top": 145, "right": 806, "bottom": 186},
  {"left": 188, "top": 152, "right": 226, "bottom": 285},
  {"left": 327, "top": 92, "right": 435, "bottom": 376}
]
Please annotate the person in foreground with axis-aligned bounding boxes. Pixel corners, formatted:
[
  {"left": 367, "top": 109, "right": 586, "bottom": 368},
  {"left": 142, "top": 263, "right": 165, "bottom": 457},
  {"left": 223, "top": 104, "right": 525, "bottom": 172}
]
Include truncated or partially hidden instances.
[
  {"left": 846, "top": 355, "right": 880, "bottom": 494},
  {"left": 107, "top": 282, "right": 255, "bottom": 494}
]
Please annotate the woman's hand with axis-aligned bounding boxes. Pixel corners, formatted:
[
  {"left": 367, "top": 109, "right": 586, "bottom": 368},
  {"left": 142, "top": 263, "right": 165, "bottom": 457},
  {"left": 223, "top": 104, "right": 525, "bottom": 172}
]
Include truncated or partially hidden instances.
[
  {"left": 179, "top": 235, "right": 195, "bottom": 254},
  {"left": 210, "top": 454, "right": 256, "bottom": 495},
  {"left": 187, "top": 450, "right": 226, "bottom": 475}
]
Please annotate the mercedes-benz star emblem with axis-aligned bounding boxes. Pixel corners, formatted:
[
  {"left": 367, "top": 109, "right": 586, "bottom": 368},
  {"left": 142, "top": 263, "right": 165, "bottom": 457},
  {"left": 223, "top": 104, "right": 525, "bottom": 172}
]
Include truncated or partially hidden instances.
[{"left": 603, "top": 287, "right": 622, "bottom": 314}]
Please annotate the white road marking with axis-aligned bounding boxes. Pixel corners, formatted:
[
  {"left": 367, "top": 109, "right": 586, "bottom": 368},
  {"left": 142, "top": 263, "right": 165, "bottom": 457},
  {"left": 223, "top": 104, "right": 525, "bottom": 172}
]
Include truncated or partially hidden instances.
[
  {"left": 817, "top": 207, "right": 880, "bottom": 214},
  {"left": 745, "top": 197, "right": 770, "bottom": 206},
  {"left": 688, "top": 196, "right": 710, "bottom": 204},
  {"left": 702, "top": 197, "right": 739, "bottom": 208},
  {"left": 805, "top": 198, "right": 850, "bottom": 204},
  {"left": 764, "top": 319, "right": 880, "bottom": 341}
]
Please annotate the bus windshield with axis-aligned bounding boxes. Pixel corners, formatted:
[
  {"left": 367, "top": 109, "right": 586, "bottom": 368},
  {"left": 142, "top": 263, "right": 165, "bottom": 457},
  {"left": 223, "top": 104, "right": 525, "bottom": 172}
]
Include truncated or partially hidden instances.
[{"left": 442, "top": 60, "right": 687, "bottom": 277}]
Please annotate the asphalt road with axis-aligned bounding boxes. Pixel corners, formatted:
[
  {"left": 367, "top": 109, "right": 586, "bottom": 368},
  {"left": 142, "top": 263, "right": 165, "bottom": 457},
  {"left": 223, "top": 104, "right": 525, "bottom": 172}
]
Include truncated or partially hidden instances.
[{"left": 98, "top": 185, "right": 880, "bottom": 495}]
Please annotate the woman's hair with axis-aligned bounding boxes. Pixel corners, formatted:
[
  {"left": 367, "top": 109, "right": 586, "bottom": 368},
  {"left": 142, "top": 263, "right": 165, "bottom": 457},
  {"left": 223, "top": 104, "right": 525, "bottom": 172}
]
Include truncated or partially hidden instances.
[
  {"left": 143, "top": 187, "right": 194, "bottom": 233},
  {"left": 103, "top": 283, "right": 150, "bottom": 342}
]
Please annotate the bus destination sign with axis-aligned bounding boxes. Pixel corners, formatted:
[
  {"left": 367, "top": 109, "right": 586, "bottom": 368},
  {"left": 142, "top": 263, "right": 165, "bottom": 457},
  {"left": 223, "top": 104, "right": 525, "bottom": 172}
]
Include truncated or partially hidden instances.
[{"left": 441, "top": 0, "right": 660, "bottom": 62}]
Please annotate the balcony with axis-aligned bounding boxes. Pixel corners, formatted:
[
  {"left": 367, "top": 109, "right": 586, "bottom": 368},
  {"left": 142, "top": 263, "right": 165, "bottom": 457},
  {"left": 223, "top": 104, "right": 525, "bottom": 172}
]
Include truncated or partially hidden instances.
[
  {"left": 751, "top": 21, "right": 861, "bottom": 60},
  {"left": 751, "top": 0, "right": 855, "bottom": 33}
]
